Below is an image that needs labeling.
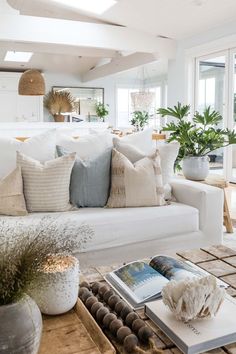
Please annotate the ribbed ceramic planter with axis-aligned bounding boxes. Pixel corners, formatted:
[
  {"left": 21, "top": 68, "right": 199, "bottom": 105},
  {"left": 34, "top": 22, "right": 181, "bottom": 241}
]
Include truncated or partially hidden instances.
[
  {"left": 182, "top": 156, "right": 209, "bottom": 181},
  {"left": 0, "top": 295, "right": 42, "bottom": 354},
  {"left": 29, "top": 255, "right": 80, "bottom": 315}
]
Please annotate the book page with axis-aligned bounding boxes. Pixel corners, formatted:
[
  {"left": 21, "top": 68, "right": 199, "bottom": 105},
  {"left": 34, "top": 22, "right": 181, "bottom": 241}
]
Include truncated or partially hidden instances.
[
  {"left": 110, "top": 261, "right": 168, "bottom": 303},
  {"left": 149, "top": 256, "right": 204, "bottom": 281}
]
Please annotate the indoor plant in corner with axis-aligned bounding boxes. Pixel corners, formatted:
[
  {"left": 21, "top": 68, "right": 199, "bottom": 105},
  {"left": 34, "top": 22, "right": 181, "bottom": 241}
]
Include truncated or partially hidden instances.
[
  {"left": 44, "top": 89, "right": 75, "bottom": 122},
  {"left": 157, "top": 103, "right": 236, "bottom": 180},
  {"left": 0, "top": 216, "right": 93, "bottom": 353}
]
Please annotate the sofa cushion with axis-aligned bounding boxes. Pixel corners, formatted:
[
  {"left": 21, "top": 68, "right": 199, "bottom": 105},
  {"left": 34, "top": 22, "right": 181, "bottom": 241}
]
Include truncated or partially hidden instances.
[
  {"left": 57, "top": 146, "right": 112, "bottom": 207},
  {"left": 17, "top": 151, "right": 76, "bottom": 212},
  {"left": 0, "top": 203, "right": 199, "bottom": 253},
  {"left": 114, "top": 139, "right": 179, "bottom": 200},
  {"left": 56, "top": 131, "right": 113, "bottom": 160},
  {"left": 0, "top": 167, "right": 27, "bottom": 216},
  {"left": 113, "top": 127, "right": 153, "bottom": 155},
  {"left": 107, "top": 149, "right": 165, "bottom": 208},
  {"left": 0, "top": 130, "right": 56, "bottom": 179}
]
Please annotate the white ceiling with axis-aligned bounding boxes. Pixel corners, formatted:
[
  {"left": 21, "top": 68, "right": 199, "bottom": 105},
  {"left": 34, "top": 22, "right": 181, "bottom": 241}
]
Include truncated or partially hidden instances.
[{"left": 1, "top": 0, "right": 236, "bottom": 80}]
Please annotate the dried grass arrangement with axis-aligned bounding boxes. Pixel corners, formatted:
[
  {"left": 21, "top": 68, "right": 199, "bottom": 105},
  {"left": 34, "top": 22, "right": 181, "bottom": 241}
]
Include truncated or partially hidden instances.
[
  {"left": 0, "top": 216, "right": 94, "bottom": 305},
  {"left": 44, "top": 89, "right": 75, "bottom": 116}
]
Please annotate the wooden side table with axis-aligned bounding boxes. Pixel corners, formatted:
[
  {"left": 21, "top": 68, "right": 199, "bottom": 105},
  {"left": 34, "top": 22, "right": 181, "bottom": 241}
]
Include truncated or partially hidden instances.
[{"left": 201, "top": 175, "right": 234, "bottom": 234}]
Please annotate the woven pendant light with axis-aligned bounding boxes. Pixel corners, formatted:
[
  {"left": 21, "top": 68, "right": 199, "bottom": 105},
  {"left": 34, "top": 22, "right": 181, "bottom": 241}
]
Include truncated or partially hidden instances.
[{"left": 18, "top": 69, "right": 45, "bottom": 95}]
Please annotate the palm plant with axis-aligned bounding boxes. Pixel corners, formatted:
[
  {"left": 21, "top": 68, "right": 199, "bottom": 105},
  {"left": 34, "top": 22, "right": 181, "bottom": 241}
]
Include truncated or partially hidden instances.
[{"left": 157, "top": 102, "right": 236, "bottom": 170}]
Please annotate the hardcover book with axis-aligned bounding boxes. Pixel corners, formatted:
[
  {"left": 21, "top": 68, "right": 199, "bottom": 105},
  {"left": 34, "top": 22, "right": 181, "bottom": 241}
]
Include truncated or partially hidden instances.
[
  {"left": 145, "top": 295, "right": 236, "bottom": 354},
  {"left": 105, "top": 255, "right": 227, "bottom": 309}
]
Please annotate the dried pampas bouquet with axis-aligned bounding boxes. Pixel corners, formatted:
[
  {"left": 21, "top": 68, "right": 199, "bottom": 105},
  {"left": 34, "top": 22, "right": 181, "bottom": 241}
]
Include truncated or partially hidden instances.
[
  {"left": 0, "top": 216, "right": 94, "bottom": 305},
  {"left": 44, "top": 89, "right": 75, "bottom": 115}
]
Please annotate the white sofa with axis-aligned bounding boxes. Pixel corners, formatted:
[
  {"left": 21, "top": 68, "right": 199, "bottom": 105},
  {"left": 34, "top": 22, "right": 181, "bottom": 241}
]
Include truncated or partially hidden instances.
[{"left": 1, "top": 178, "right": 223, "bottom": 269}]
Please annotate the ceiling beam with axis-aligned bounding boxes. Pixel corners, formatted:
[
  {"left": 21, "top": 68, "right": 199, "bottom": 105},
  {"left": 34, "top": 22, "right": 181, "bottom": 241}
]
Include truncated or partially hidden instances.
[
  {"left": 0, "top": 13, "right": 174, "bottom": 53},
  {"left": 0, "top": 41, "right": 118, "bottom": 58},
  {"left": 81, "top": 53, "right": 158, "bottom": 82}
]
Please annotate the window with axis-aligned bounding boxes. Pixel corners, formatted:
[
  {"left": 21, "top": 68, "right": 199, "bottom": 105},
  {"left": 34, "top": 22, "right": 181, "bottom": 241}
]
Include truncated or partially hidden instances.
[
  {"left": 198, "top": 77, "right": 216, "bottom": 112},
  {"left": 116, "top": 86, "right": 163, "bottom": 128}
]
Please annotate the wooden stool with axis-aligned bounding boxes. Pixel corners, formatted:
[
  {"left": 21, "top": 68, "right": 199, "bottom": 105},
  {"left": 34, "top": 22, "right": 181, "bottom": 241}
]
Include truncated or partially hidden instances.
[{"left": 201, "top": 175, "right": 234, "bottom": 234}]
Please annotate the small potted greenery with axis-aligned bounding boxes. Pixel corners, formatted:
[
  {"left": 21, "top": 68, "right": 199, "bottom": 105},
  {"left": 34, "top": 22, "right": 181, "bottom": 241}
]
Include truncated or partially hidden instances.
[
  {"left": 157, "top": 102, "right": 236, "bottom": 180},
  {"left": 0, "top": 217, "right": 93, "bottom": 353},
  {"left": 44, "top": 89, "right": 75, "bottom": 122},
  {"left": 130, "top": 110, "right": 149, "bottom": 131},
  {"left": 95, "top": 102, "right": 109, "bottom": 122}
]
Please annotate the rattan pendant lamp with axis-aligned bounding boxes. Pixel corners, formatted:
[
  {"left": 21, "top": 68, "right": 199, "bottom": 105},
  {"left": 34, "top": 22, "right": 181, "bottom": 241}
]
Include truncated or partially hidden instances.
[{"left": 18, "top": 69, "right": 45, "bottom": 95}]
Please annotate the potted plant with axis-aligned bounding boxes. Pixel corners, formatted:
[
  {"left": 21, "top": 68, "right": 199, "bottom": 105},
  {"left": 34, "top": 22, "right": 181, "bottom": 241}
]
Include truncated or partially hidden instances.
[
  {"left": 130, "top": 110, "right": 149, "bottom": 131},
  {"left": 44, "top": 89, "right": 75, "bottom": 122},
  {"left": 157, "top": 102, "right": 236, "bottom": 180},
  {"left": 95, "top": 102, "right": 109, "bottom": 122},
  {"left": 0, "top": 216, "right": 93, "bottom": 353}
]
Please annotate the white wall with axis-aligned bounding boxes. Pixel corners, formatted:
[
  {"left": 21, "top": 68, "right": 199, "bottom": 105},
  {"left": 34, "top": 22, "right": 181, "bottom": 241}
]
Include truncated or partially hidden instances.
[
  {"left": 44, "top": 71, "right": 141, "bottom": 127},
  {"left": 167, "top": 20, "right": 236, "bottom": 107}
]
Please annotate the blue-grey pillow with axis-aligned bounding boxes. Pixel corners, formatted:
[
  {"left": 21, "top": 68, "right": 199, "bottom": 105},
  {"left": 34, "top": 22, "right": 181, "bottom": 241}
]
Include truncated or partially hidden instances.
[{"left": 57, "top": 146, "right": 111, "bottom": 207}]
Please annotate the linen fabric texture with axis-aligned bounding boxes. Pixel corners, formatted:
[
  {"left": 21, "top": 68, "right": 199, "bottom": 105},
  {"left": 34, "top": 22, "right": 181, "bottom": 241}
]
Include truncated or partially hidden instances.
[
  {"left": 57, "top": 146, "right": 112, "bottom": 207},
  {"left": 0, "top": 166, "right": 27, "bottom": 216},
  {"left": 113, "top": 138, "right": 179, "bottom": 200},
  {"left": 107, "top": 149, "right": 166, "bottom": 208},
  {"left": 17, "top": 151, "right": 76, "bottom": 212}
]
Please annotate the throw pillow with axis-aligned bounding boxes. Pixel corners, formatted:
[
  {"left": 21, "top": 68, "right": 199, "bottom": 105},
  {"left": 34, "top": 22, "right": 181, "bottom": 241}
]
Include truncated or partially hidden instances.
[
  {"left": 57, "top": 146, "right": 112, "bottom": 207},
  {"left": 17, "top": 152, "right": 76, "bottom": 212},
  {"left": 106, "top": 149, "right": 166, "bottom": 208},
  {"left": 56, "top": 131, "right": 113, "bottom": 160},
  {"left": 113, "top": 127, "right": 153, "bottom": 155},
  {"left": 0, "top": 167, "right": 27, "bottom": 216},
  {"left": 114, "top": 139, "right": 180, "bottom": 200},
  {"left": 0, "top": 130, "right": 56, "bottom": 179}
]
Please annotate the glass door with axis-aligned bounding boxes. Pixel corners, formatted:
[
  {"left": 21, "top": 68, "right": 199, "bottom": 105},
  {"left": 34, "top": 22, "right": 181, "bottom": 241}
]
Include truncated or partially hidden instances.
[
  {"left": 195, "top": 52, "right": 227, "bottom": 176},
  {"left": 229, "top": 50, "right": 236, "bottom": 183}
]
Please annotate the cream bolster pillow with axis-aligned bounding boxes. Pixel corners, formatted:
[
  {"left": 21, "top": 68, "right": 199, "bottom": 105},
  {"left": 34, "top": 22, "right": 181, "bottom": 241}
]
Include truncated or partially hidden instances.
[
  {"left": 0, "top": 130, "right": 57, "bottom": 180},
  {"left": 17, "top": 151, "right": 76, "bottom": 213},
  {"left": 0, "top": 166, "right": 27, "bottom": 216},
  {"left": 106, "top": 149, "right": 166, "bottom": 208}
]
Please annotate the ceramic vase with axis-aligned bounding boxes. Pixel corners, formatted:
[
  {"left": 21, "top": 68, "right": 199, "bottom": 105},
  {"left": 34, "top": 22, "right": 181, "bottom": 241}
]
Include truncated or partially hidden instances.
[
  {"left": 29, "top": 255, "right": 80, "bottom": 315},
  {"left": 182, "top": 156, "right": 209, "bottom": 181},
  {"left": 53, "top": 114, "right": 65, "bottom": 122},
  {"left": 0, "top": 295, "right": 42, "bottom": 354}
]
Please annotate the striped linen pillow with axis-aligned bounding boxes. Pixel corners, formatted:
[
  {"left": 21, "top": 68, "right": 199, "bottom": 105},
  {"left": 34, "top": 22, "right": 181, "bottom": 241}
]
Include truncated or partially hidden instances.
[
  {"left": 17, "top": 151, "right": 76, "bottom": 212},
  {"left": 106, "top": 149, "right": 166, "bottom": 208}
]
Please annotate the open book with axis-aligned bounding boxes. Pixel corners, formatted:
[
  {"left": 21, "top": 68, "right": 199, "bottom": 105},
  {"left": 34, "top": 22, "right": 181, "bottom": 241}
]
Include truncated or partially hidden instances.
[{"left": 105, "top": 255, "right": 227, "bottom": 309}]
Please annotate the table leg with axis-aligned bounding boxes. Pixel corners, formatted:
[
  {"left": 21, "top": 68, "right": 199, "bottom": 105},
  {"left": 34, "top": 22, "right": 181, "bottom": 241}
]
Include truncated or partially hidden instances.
[{"left": 224, "top": 189, "right": 234, "bottom": 233}]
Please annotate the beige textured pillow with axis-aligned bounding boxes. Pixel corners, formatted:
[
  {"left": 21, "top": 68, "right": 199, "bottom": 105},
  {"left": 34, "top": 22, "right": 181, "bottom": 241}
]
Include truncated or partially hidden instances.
[
  {"left": 107, "top": 149, "right": 166, "bottom": 208},
  {"left": 0, "top": 167, "right": 27, "bottom": 216},
  {"left": 17, "top": 152, "right": 76, "bottom": 212}
]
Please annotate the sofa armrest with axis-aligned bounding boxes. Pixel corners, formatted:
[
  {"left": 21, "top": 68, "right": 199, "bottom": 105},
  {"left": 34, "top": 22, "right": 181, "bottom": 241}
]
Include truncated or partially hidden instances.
[{"left": 170, "top": 178, "right": 223, "bottom": 244}]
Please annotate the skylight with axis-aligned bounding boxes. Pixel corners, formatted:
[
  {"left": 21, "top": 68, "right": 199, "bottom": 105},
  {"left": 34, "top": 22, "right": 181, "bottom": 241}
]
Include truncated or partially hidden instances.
[
  {"left": 4, "top": 51, "right": 33, "bottom": 62},
  {"left": 51, "top": 0, "right": 117, "bottom": 15}
]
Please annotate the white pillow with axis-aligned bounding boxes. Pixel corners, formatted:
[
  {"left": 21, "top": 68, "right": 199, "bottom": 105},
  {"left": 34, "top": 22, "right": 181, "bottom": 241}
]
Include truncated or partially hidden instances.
[
  {"left": 56, "top": 132, "right": 113, "bottom": 159},
  {"left": 17, "top": 152, "right": 76, "bottom": 212},
  {"left": 113, "top": 127, "right": 153, "bottom": 155},
  {"left": 0, "top": 130, "right": 56, "bottom": 179}
]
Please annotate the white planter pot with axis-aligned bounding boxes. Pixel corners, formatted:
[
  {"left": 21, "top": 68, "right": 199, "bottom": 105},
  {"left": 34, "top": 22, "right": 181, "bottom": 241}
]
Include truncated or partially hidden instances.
[
  {"left": 29, "top": 255, "right": 79, "bottom": 315},
  {"left": 0, "top": 295, "right": 42, "bottom": 353},
  {"left": 182, "top": 156, "right": 209, "bottom": 181}
]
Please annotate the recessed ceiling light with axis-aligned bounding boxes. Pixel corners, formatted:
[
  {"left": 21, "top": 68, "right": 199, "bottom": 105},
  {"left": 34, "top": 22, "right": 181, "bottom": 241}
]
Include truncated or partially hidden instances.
[
  {"left": 51, "top": 0, "right": 117, "bottom": 15},
  {"left": 4, "top": 51, "right": 33, "bottom": 62}
]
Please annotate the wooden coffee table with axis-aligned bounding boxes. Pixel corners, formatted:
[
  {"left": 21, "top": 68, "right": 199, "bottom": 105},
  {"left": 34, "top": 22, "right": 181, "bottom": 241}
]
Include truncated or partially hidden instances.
[{"left": 40, "top": 245, "right": 236, "bottom": 354}]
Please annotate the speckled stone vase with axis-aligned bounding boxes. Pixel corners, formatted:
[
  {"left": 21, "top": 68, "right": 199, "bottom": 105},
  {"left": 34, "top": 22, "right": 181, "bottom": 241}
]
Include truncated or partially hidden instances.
[
  {"left": 0, "top": 295, "right": 42, "bottom": 353},
  {"left": 29, "top": 256, "right": 80, "bottom": 315}
]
